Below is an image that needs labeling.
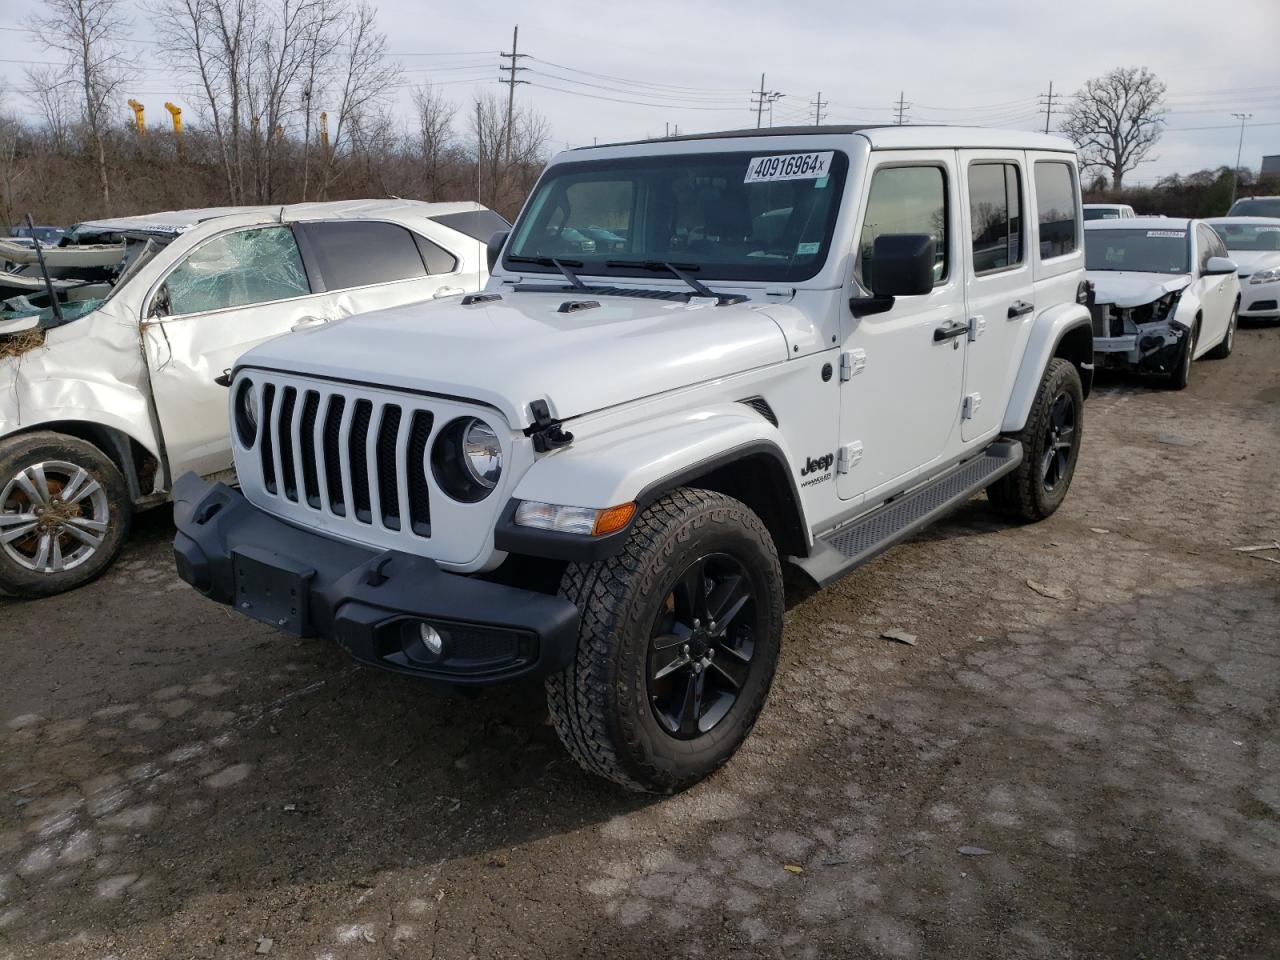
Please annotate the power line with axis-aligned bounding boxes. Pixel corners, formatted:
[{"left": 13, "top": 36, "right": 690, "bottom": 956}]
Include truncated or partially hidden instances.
[
  {"left": 1038, "top": 81, "right": 1060, "bottom": 134},
  {"left": 498, "top": 24, "right": 528, "bottom": 163}
]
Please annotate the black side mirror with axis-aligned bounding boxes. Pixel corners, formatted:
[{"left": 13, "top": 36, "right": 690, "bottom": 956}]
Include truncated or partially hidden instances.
[
  {"left": 850, "top": 233, "right": 936, "bottom": 317},
  {"left": 486, "top": 230, "right": 510, "bottom": 273}
]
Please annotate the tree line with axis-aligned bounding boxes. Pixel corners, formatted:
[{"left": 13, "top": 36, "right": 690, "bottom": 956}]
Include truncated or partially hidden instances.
[{"left": 0, "top": 0, "right": 549, "bottom": 230}]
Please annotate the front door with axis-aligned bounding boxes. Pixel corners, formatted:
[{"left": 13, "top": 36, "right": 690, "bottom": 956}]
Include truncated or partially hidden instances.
[
  {"left": 958, "top": 150, "right": 1034, "bottom": 443},
  {"left": 838, "top": 154, "right": 967, "bottom": 503},
  {"left": 143, "top": 224, "right": 329, "bottom": 478}
]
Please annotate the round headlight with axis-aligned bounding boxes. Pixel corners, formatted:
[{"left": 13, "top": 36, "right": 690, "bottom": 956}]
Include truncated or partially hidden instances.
[
  {"left": 234, "top": 379, "right": 258, "bottom": 445},
  {"left": 431, "top": 417, "right": 503, "bottom": 502},
  {"left": 461, "top": 419, "right": 502, "bottom": 488}
]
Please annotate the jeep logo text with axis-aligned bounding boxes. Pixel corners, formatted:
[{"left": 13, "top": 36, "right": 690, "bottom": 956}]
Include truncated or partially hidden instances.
[{"left": 800, "top": 453, "right": 834, "bottom": 477}]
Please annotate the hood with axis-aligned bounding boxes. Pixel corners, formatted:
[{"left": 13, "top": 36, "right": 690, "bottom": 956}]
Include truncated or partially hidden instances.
[
  {"left": 237, "top": 290, "right": 790, "bottom": 429},
  {"left": 1224, "top": 250, "right": 1280, "bottom": 276},
  {"left": 1087, "top": 271, "right": 1191, "bottom": 308}
]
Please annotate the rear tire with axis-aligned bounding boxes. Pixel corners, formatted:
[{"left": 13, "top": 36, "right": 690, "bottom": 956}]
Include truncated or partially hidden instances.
[
  {"left": 1206, "top": 303, "right": 1237, "bottom": 359},
  {"left": 0, "top": 432, "right": 132, "bottom": 598},
  {"left": 545, "top": 488, "right": 784, "bottom": 793},
  {"left": 986, "top": 358, "right": 1083, "bottom": 523}
]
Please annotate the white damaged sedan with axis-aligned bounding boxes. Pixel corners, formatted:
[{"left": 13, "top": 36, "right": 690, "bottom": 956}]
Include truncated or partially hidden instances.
[
  {"left": 1084, "top": 217, "right": 1240, "bottom": 389},
  {"left": 1206, "top": 216, "right": 1280, "bottom": 321}
]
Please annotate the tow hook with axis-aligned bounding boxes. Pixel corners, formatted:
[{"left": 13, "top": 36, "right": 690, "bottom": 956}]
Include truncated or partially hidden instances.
[{"left": 524, "top": 399, "right": 574, "bottom": 452}]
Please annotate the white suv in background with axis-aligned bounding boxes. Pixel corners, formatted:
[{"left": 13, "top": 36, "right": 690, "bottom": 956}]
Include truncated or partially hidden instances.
[
  {"left": 0, "top": 200, "right": 504, "bottom": 596},
  {"left": 1083, "top": 203, "right": 1136, "bottom": 221}
]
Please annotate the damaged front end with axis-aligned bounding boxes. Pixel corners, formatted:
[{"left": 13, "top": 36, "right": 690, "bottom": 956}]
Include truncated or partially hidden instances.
[{"left": 1089, "top": 290, "right": 1188, "bottom": 376}]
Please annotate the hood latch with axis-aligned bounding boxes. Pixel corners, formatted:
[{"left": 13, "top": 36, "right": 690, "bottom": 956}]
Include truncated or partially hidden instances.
[{"left": 524, "top": 399, "right": 574, "bottom": 452}]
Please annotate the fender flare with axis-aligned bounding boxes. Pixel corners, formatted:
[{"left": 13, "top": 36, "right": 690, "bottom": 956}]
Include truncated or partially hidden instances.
[
  {"left": 494, "top": 405, "right": 809, "bottom": 562},
  {"left": 1001, "top": 302, "right": 1093, "bottom": 433}
]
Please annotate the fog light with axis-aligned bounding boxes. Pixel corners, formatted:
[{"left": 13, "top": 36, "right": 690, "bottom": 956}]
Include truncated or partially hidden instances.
[{"left": 418, "top": 622, "right": 445, "bottom": 655}]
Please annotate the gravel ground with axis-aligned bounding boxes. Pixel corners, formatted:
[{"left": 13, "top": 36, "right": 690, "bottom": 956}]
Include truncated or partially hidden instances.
[{"left": 2, "top": 326, "right": 1278, "bottom": 959}]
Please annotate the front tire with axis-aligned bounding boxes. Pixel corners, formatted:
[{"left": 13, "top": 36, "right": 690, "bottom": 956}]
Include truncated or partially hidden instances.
[
  {"left": 1162, "top": 323, "right": 1197, "bottom": 390},
  {"left": 1206, "top": 303, "right": 1237, "bottom": 359},
  {"left": 0, "top": 432, "right": 132, "bottom": 598},
  {"left": 545, "top": 488, "right": 784, "bottom": 793},
  {"left": 986, "top": 358, "right": 1084, "bottom": 523}
]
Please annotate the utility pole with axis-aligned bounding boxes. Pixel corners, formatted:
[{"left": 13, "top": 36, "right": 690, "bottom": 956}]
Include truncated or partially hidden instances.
[
  {"left": 1230, "top": 112, "right": 1253, "bottom": 208},
  {"left": 893, "top": 91, "right": 910, "bottom": 125},
  {"left": 767, "top": 92, "right": 783, "bottom": 127},
  {"left": 1039, "top": 81, "right": 1060, "bottom": 134},
  {"left": 810, "top": 91, "right": 827, "bottom": 125},
  {"left": 753, "top": 73, "right": 767, "bottom": 128},
  {"left": 499, "top": 25, "right": 528, "bottom": 163}
]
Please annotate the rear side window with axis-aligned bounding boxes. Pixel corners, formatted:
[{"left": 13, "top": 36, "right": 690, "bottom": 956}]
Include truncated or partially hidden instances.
[
  {"left": 301, "top": 221, "right": 428, "bottom": 290},
  {"left": 856, "top": 165, "right": 949, "bottom": 288},
  {"left": 414, "top": 235, "right": 459, "bottom": 275},
  {"left": 431, "top": 209, "right": 511, "bottom": 243},
  {"left": 968, "top": 162, "right": 1023, "bottom": 274},
  {"left": 1034, "top": 162, "right": 1078, "bottom": 259}
]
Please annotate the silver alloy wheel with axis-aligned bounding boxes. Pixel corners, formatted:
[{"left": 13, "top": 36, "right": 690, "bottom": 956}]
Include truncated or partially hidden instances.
[
  {"left": 1226, "top": 307, "right": 1236, "bottom": 351},
  {"left": 0, "top": 460, "right": 110, "bottom": 574}
]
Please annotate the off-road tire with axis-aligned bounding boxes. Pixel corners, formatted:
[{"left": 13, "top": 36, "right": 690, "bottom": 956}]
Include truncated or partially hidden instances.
[
  {"left": 1162, "top": 323, "right": 1197, "bottom": 390},
  {"left": 545, "top": 488, "right": 784, "bottom": 793},
  {"left": 0, "top": 432, "right": 132, "bottom": 598},
  {"left": 1206, "top": 303, "right": 1237, "bottom": 359},
  {"left": 986, "top": 358, "right": 1083, "bottom": 523}
]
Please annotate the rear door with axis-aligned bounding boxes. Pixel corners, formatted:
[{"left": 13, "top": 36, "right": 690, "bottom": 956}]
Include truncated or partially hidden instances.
[
  {"left": 958, "top": 150, "right": 1033, "bottom": 443},
  {"left": 837, "top": 153, "right": 967, "bottom": 503}
]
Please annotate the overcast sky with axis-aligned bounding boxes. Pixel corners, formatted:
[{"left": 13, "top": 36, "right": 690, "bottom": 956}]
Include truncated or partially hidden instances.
[{"left": 3, "top": 0, "right": 1278, "bottom": 182}]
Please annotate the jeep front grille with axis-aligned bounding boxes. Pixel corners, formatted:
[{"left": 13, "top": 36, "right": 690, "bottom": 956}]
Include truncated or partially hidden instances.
[{"left": 244, "top": 378, "right": 434, "bottom": 538}]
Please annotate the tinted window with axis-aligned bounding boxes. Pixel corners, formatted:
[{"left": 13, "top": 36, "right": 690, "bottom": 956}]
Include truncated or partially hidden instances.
[
  {"left": 857, "top": 165, "right": 949, "bottom": 287},
  {"left": 968, "top": 162, "right": 1022, "bottom": 274},
  {"left": 507, "top": 150, "right": 849, "bottom": 283},
  {"left": 414, "top": 235, "right": 458, "bottom": 274},
  {"left": 1036, "top": 162, "right": 1078, "bottom": 258},
  {"left": 1085, "top": 228, "right": 1189, "bottom": 274},
  {"left": 431, "top": 209, "right": 511, "bottom": 242},
  {"left": 164, "top": 226, "right": 309, "bottom": 316},
  {"left": 302, "top": 221, "right": 428, "bottom": 290}
]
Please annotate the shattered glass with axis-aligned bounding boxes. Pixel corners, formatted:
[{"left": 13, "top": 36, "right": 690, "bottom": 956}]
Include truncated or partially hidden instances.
[{"left": 162, "top": 226, "right": 310, "bottom": 317}]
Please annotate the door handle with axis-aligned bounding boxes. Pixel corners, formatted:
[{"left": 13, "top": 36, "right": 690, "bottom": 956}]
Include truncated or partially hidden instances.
[
  {"left": 933, "top": 320, "right": 969, "bottom": 343},
  {"left": 290, "top": 315, "right": 331, "bottom": 332},
  {"left": 1007, "top": 300, "right": 1034, "bottom": 319},
  {"left": 433, "top": 286, "right": 466, "bottom": 299}
]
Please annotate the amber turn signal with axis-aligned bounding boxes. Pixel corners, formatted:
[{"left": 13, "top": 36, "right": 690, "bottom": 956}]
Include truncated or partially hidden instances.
[{"left": 592, "top": 502, "right": 637, "bottom": 536}]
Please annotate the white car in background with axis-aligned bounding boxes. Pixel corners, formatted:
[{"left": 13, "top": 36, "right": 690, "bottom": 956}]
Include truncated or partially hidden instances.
[
  {"left": 1083, "top": 203, "right": 1136, "bottom": 221},
  {"left": 0, "top": 199, "right": 506, "bottom": 597},
  {"left": 1227, "top": 196, "right": 1280, "bottom": 218},
  {"left": 1206, "top": 216, "right": 1280, "bottom": 321},
  {"left": 1085, "top": 217, "right": 1240, "bottom": 389}
]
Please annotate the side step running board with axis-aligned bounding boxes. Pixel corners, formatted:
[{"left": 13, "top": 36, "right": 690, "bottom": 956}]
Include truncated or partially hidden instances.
[{"left": 792, "top": 440, "right": 1023, "bottom": 588}]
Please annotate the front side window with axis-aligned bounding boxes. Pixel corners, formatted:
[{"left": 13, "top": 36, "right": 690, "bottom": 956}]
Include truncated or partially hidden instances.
[
  {"left": 1035, "top": 162, "right": 1078, "bottom": 258},
  {"left": 506, "top": 150, "right": 849, "bottom": 283},
  {"left": 856, "top": 165, "right": 949, "bottom": 288},
  {"left": 1085, "top": 228, "right": 1189, "bottom": 274},
  {"left": 968, "top": 162, "right": 1022, "bottom": 274},
  {"left": 162, "top": 226, "right": 309, "bottom": 316},
  {"left": 301, "top": 221, "right": 432, "bottom": 290}
]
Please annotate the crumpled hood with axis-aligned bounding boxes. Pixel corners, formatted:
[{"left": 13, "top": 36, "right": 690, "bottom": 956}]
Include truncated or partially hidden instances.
[
  {"left": 237, "top": 290, "right": 790, "bottom": 429},
  {"left": 1225, "top": 250, "right": 1280, "bottom": 277},
  {"left": 1087, "top": 271, "right": 1191, "bottom": 308}
]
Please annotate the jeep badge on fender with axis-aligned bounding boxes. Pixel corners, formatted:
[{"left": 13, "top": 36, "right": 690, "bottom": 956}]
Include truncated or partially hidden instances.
[{"left": 172, "top": 125, "right": 1092, "bottom": 794}]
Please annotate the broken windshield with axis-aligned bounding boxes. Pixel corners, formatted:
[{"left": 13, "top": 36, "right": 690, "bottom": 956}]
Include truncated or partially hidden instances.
[{"left": 506, "top": 150, "right": 849, "bottom": 283}]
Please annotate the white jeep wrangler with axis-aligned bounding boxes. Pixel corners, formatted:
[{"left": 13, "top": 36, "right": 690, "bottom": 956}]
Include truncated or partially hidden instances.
[{"left": 173, "top": 126, "right": 1095, "bottom": 793}]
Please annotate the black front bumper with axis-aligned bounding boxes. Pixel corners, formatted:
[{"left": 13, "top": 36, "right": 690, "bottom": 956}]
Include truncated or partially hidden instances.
[{"left": 171, "top": 473, "right": 580, "bottom": 686}]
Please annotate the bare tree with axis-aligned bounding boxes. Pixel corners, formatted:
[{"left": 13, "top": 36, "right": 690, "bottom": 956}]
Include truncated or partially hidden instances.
[
  {"left": 34, "top": 0, "right": 131, "bottom": 212},
  {"left": 315, "top": 1, "right": 400, "bottom": 199},
  {"left": 297, "top": 0, "right": 342, "bottom": 201},
  {"left": 1061, "top": 66, "right": 1166, "bottom": 191},
  {"left": 411, "top": 83, "right": 455, "bottom": 199},
  {"left": 23, "top": 67, "right": 76, "bottom": 154}
]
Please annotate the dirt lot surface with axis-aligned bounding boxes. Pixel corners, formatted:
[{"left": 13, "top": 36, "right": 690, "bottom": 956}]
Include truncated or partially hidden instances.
[{"left": 2, "top": 327, "right": 1279, "bottom": 959}]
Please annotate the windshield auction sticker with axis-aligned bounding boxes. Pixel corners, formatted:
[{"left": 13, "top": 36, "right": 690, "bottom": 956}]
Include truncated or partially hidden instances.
[
  {"left": 1146, "top": 230, "right": 1186, "bottom": 238},
  {"left": 744, "top": 152, "right": 834, "bottom": 183}
]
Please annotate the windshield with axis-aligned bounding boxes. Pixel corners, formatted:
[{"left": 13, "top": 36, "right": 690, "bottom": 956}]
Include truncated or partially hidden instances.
[
  {"left": 1085, "top": 228, "right": 1189, "bottom": 274},
  {"left": 1083, "top": 208, "right": 1120, "bottom": 221},
  {"left": 506, "top": 149, "right": 849, "bottom": 282},
  {"left": 1211, "top": 221, "right": 1280, "bottom": 252},
  {"left": 1229, "top": 198, "right": 1280, "bottom": 218}
]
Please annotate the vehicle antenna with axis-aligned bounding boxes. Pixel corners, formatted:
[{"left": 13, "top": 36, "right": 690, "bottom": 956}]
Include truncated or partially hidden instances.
[{"left": 25, "top": 213, "right": 64, "bottom": 325}]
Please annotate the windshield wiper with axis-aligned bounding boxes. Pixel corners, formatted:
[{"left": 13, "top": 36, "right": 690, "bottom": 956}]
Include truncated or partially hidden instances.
[
  {"left": 505, "top": 254, "right": 587, "bottom": 290},
  {"left": 604, "top": 260, "right": 717, "bottom": 299}
]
